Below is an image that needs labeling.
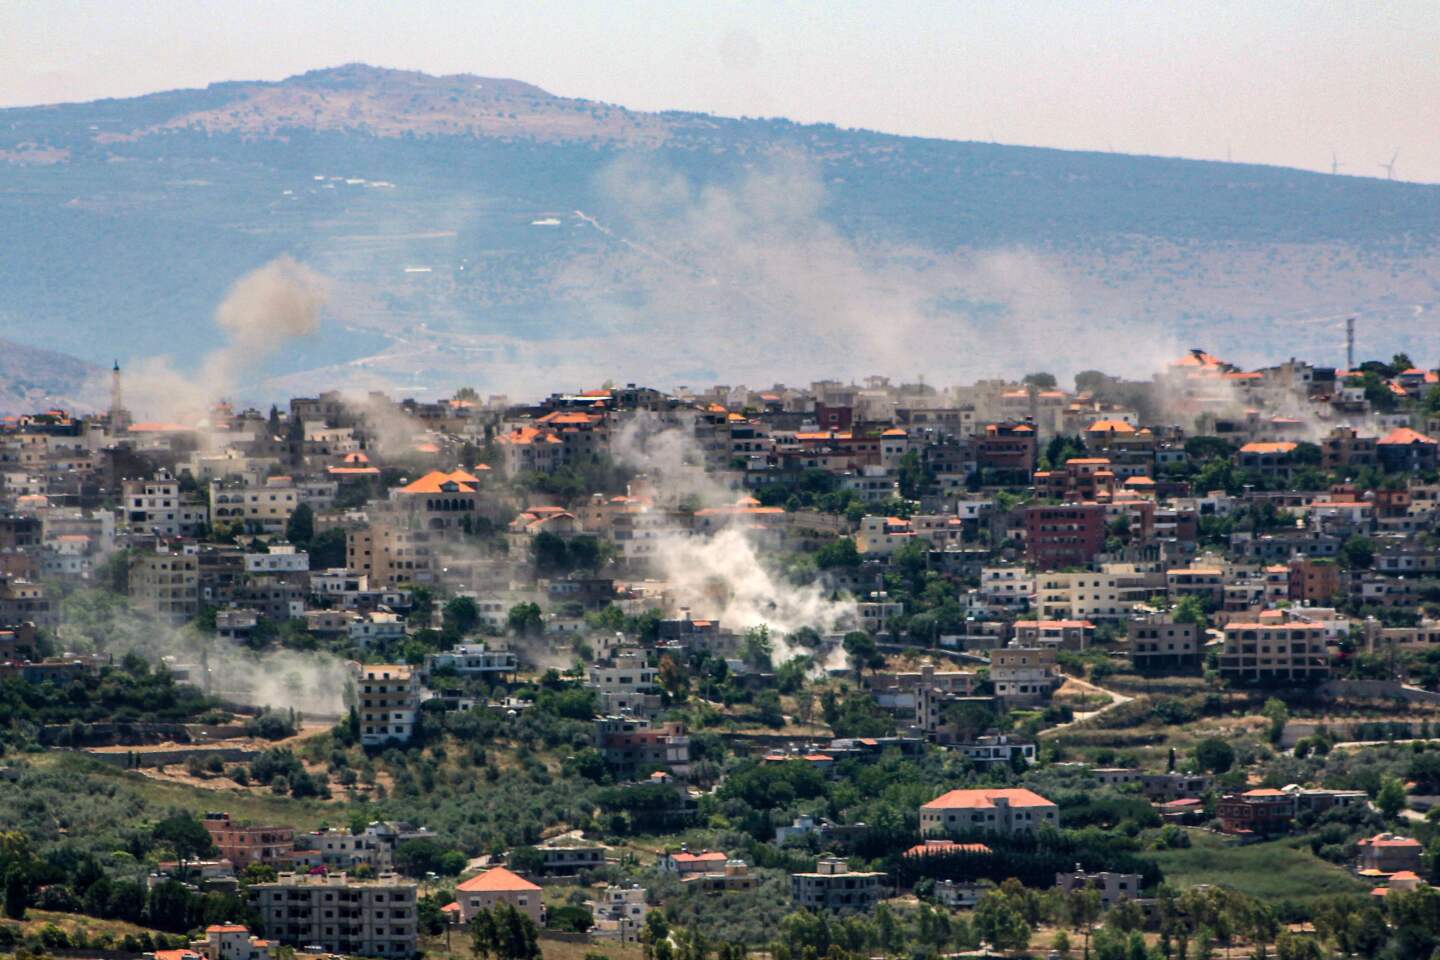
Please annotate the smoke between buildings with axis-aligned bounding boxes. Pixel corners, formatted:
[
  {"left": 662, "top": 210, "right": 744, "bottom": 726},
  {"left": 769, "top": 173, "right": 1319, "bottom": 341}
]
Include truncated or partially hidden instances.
[
  {"left": 610, "top": 412, "right": 857, "bottom": 660},
  {"left": 58, "top": 603, "right": 352, "bottom": 717}
]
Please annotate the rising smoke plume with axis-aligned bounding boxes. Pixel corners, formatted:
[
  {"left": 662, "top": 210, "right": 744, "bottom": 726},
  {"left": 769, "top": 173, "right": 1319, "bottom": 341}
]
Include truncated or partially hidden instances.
[
  {"left": 546, "top": 155, "right": 1189, "bottom": 392},
  {"left": 123, "top": 256, "right": 329, "bottom": 421},
  {"left": 610, "top": 412, "right": 856, "bottom": 656}
]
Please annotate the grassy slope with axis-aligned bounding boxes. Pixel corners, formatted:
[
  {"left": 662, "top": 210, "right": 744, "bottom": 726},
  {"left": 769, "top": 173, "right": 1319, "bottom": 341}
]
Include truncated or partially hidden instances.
[
  {"left": 30, "top": 752, "right": 334, "bottom": 830},
  {"left": 1149, "top": 829, "right": 1370, "bottom": 904}
]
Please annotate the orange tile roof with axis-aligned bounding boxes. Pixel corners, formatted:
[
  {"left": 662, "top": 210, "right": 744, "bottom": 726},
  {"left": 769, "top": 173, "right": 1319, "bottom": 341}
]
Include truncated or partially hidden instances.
[
  {"left": 1087, "top": 420, "right": 1136, "bottom": 433},
  {"left": 456, "top": 866, "right": 541, "bottom": 893},
  {"left": 1238, "top": 441, "right": 1297, "bottom": 454},
  {"left": 327, "top": 466, "right": 381, "bottom": 476},
  {"left": 668, "top": 850, "right": 727, "bottom": 864},
  {"left": 499, "top": 426, "right": 563, "bottom": 446},
  {"left": 922, "top": 787, "right": 1055, "bottom": 810},
  {"left": 400, "top": 470, "right": 478, "bottom": 494},
  {"left": 1378, "top": 427, "right": 1437, "bottom": 446},
  {"left": 206, "top": 925, "right": 250, "bottom": 934}
]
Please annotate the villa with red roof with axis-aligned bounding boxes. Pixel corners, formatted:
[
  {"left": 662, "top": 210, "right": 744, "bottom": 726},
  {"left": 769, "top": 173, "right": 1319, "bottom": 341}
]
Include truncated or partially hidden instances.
[
  {"left": 658, "top": 848, "right": 729, "bottom": 877},
  {"left": 454, "top": 865, "right": 544, "bottom": 924},
  {"left": 919, "top": 787, "right": 1059, "bottom": 836}
]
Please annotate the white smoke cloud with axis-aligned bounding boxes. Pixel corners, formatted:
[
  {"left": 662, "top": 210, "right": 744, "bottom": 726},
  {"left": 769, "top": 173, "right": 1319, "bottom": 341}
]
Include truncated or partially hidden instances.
[
  {"left": 121, "top": 256, "right": 329, "bottom": 420},
  {"left": 550, "top": 154, "right": 1190, "bottom": 391},
  {"left": 59, "top": 612, "right": 351, "bottom": 717},
  {"left": 609, "top": 412, "right": 855, "bottom": 653}
]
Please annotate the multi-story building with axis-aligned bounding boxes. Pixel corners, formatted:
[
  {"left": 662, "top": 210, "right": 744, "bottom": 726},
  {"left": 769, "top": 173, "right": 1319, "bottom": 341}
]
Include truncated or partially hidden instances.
[
  {"left": 356, "top": 664, "right": 420, "bottom": 747},
  {"left": 1012, "top": 619, "right": 1095, "bottom": 650},
  {"left": 247, "top": 871, "right": 416, "bottom": 958},
  {"left": 1054, "top": 869, "right": 1144, "bottom": 908},
  {"left": 919, "top": 787, "right": 1059, "bottom": 836},
  {"left": 587, "top": 884, "right": 648, "bottom": 944},
  {"left": 194, "top": 924, "right": 272, "bottom": 960},
  {"left": 954, "top": 734, "right": 1036, "bottom": 767},
  {"left": 979, "top": 565, "right": 1034, "bottom": 611},
  {"left": 594, "top": 716, "right": 691, "bottom": 779},
  {"left": 202, "top": 813, "right": 295, "bottom": 867},
  {"left": 1024, "top": 504, "right": 1106, "bottom": 570},
  {"left": 1036, "top": 570, "right": 1132, "bottom": 621},
  {"left": 1357, "top": 833, "right": 1423, "bottom": 875},
  {"left": 454, "top": 866, "right": 544, "bottom": 925},
  {"left": 789, "top": 857, "right": 886, "bottom": 913},
  {"left": 989, "top": 644, "right": 1057, "bottom": 704},
  {"left": 129, "top": 550, "right": 200, "bottom": 624},
  {"left": 347, "top": 524, "right": 436, "bottom": 587},
  {"left": 423, "top": 642, "right": 518, "bottom": 682},
  {"left": 1217, "top": 789, "right": 1295, "bottom": 835},
  {"left": 1126, "top": 614, "right": 1203, "bottom": 672},
  {"left": 209, "top": 476, "right": 300, "bottom": 536},
  {"left": 121, "top": 469, "right": 209, "bottom": 538},
  {"left": 1219, "top": 620, "right": 1330, "bottom": 684}
]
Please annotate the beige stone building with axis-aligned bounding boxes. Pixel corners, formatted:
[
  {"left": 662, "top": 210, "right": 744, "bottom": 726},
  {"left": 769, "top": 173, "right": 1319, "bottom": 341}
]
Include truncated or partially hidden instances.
[{"left": 247, "top": 872, "right": 416, "bottom": 958}]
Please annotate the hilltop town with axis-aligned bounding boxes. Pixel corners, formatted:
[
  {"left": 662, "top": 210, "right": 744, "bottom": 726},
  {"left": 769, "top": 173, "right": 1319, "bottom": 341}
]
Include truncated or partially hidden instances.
[{"left": 7, "top": 349, "right": 1440, "bottom": 959}]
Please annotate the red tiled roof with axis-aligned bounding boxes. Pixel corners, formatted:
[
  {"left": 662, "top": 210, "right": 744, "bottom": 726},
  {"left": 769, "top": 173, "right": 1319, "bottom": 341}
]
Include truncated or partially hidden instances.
[
  {"left": 456, "top": 866, "right": 541, "bottom": 893},
  {"left": 922, "top": 787, "right": 1055, "bottom": 810}
]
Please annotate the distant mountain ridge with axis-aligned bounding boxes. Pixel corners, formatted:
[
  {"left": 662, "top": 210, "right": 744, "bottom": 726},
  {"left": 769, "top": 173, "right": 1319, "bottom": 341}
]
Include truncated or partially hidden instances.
[{"left": 1, "top": 64, "right": 1437, "bottom": 402}]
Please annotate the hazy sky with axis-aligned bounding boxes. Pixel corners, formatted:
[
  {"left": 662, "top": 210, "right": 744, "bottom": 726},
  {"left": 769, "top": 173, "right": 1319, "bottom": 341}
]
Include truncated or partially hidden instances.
[{"left": 5, "top": 0, "right": 1440, "bottom": 182}]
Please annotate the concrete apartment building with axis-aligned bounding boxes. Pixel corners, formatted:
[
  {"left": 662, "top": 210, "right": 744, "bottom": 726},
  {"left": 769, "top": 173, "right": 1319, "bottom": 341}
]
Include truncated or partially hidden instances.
[
  {"left": 202, "top": 813, "right": 295, "bottom": 868},
  {"left": 1035, "top": 570, "right": 1133, "bottom": 621},
  {"left": 789, "top": 857, "right": 886, "bottom": 913},
  {"left": 1219, "top": 621, "right": 1330, "bottom": 683},
  {"left": 454, "top": 866, "right": 543, "bottom": 925},
  {"left": 1023, "top": 504, "right": 1106, "bottom": 570},
  {"left": 587, "top": 884, "right": 649, "bottom": 944},
  {"left": 989, "top": 644, "right": 1057, "bottom": 704},
  {"left": 347, "top": 524, "right": 437, "bottom": 587},
  {"left": 209, "top": 476, "right": 300, "bottom": 536},
  {"left": 121, "top": 469, "right": 209, "bottom": 538},
  {"left": 248, "top": 871, "right": 416, "bottom": 957},
  {"left": 1013, "top": 619, "right": 1095, "bottom": 650},
  {"left": 920, "top": 787, "right": 1059, "bottom": 836},
  {"left": 357, "top": 664, "right": 420, "bottom": 747},
  {"left": 979, "top": 565, "right": 1034, "bottom": 611},
  {"left": 1054, "top": 869, "right": 1144, "bottom": 908},
  {"left": 1126, "top": 614, "right": 1203, "bottom": 672},
  {"left": 129, "top": 550, "right": 200, "bottom": 624}
]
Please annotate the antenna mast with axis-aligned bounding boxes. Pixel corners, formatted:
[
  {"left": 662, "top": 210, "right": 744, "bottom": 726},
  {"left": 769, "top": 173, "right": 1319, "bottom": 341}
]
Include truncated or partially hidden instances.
[{"left": 1345, "top": 317, "right": 1355, "bottom": 370}]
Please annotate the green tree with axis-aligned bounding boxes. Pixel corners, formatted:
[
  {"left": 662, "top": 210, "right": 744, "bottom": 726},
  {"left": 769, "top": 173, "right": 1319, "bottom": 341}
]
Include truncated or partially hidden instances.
[
  {"left": 3, "top": 865, "right": 26, "bottom": 920},
  {"left": 1377, "top": 776, "right": 1407, "bottom": 819},
  {"left": 841, "top": 631, "right": 882, "bottom": 678},
  {"left": 152, "top": 812, "right": 217, "bottom": 860},
  {"left": 285, "top": 503, "right": 315, "bottom": 545},
  {"left": 975, "top": 895, "right": 1032, "bottom": 952},
  {"left": 1341, "top": 535, "right": 1375, "bottom": 570},
  {"left": 1261, "top": 697, "right": 1289, "bottom": 745},
  {"left": 814, "top": 538, "right": 861, "bottom": 570},
  {"left": 741, "top": 625, "right": 774, "bottom": 670},
  {"left": 1194, "top": 738, "right": 1235, "bottom": 774},
  {"left": 444, "top": 596, "right": 481, "bottom": 636},
  {"left": 507, "top": 602, "right": 543, "bottom": 637}
]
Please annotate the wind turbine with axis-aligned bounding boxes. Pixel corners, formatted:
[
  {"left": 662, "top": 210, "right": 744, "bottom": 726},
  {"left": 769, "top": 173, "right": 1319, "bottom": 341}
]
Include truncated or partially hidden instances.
[{"left": 1380, "top": 149, "right": 1399, "bottom": 180}]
